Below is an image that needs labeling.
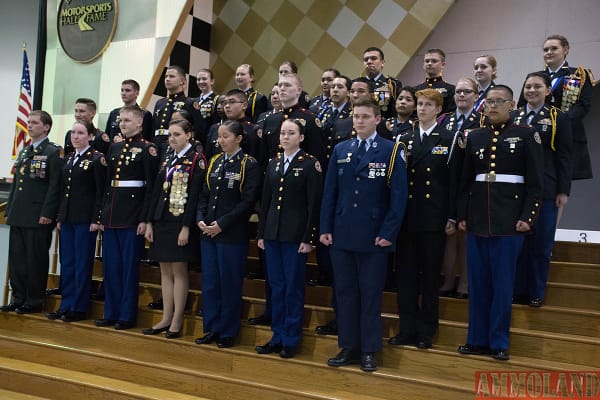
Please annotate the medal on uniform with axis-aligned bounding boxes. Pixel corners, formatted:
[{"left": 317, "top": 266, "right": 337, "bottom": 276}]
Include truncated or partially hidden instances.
[
  {"left": 479, "top": 148, "right": 484, "bottom": 159},
  {"left": 163, "top": 181, "right": 170, "bottom": 191},
  {"left": 346, "top": 152, "right": 352, "bottom": 162}
]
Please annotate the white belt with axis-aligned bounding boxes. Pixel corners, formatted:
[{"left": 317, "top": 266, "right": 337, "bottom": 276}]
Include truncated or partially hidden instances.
[
  {"left": 155, "top": 129, "right": 168, "bottom": 136},
  {"left": 475, "top": 173, "right": 524, "bottom": 183},
  {"left": 111, "top": 180, "right": 145, "bottom": 187}
]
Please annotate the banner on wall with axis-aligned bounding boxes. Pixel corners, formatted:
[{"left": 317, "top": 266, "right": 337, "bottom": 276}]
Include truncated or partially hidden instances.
[{"left": 57, "top": 0, "right": 118, "bottom": 63}]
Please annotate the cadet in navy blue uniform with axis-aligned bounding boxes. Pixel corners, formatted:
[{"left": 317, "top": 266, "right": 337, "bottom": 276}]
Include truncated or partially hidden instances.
[
  {"left": 143, "top": 119, "right": 206, "bottom": 338},
  {"left": 457, "top": 85, "right": 543, "bottom": 361},
  {"left": 2, "top": 111, "right": 63, "bottom": 314},
  {"left": 383, "top": 87, "right": 417, "bottom": 141},
  {"left": 95, "top": 105, "right": 160, "bottom": 330},
  {"left": 439, "top": 78, "right": 483, "bottom": 299},
  {"left": 362, "top": 47, "right": 402, "bottom": 119},
  {"left": 415, "top": 49, "right": 456, "bottom": 115},
  {"left": 473, "top": 55, "right": 497, "bottom": 113},
  {"left": 255, "top": 119, "right": 322, "bottom": 359},
  {"left": 105, "top": 80, "right": 154, "bottom": 142},
  {"left": 261, "top": 73, "right": 326, "bottom": 168},
  {"left": 513, "top": 72, "right": 572, "bottom": 308},
  {"left": 317, "top": 75, "right": 352, "bottom": 162},
  {"left": 235, "top": 64, "right": 268, "bottom": 123},
  {"left": 191, "top": 69, "right": 218, "bottom": 147},
  {"left": 391, "top": 88, "right": 457, "bottom": 349},
  {"left": 195, "top": 120, "right": 261, "bottom": 348},
  {"left": 518, "top": 35, "right": 593, "bottom": 180},
  {"left": 47, "top": 120, "right": 107, "bottom": 322},
  {"left": 321, "top": 98, "right": 407, "bottom": 372},
  {"left": 309, "top": 68, "right": 339, "bottom": 114},
  {"left": 153, "top": 66, "right": 196, "bottom": 157}
]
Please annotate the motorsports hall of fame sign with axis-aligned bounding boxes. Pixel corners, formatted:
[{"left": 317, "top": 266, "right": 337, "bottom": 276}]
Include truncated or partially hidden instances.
[{"left": 57, "top": 0, "right": 118, "bottom": 63}]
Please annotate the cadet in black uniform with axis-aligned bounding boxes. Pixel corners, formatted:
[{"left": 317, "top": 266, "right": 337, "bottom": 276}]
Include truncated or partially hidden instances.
[
  {"left": 457, "top": 85, "right": 543, "bottom": 361},
  {"left": 191, "top": 69, "right": 218, "bottom": 147},
  {"left": 391, "top": 88, "right": 457, "bottom": 349},
  {"left": 257, "top": 84, "right": 283, "bottom": 128},
  {"left": 513, "top": 72, "right": 572, "bottom": 308},
  {"left": 255, "top": 119, "right": 322, "bottom": 359},
  {"left": 143, "top": 119, "right": 206, "bottom": 338},
  {"left": 195, "top": 120, "right": 261, "bottom": 348},
  {"left": 415, "top": 49, "right": 456, "bottom": 115},
  {"left": 473, "top": 55, "right": 497, "bottom": 113},
  {"left": 46, "top": 120, "right": 107, "bottom": 322},
  {"left": 235, "top": 64, "right": 268, "bottom": 123},
  {"left": 204, "top": 89, "right": 261, "bottom": 163},
  {"left": 278, "top": 61, "right": 310, "bottom": 109},
  {"left": 518, "top": 34, "right": 593, "bottom": 181},
  {"left": 261, "top": 73, "right": 326, "bottom": 167},
  {"left": 309, "top": 68, "right": 339, "bottom": 114},
  {"left": 439, "top": 77, "right": 483, "bottom": 299},
  {"left": 2, "top": 111, "right": 63, "bottom": 314},
  {"left": 105, "top": 79, "right": 154, "bottom": 142},
  {"left": 362, "top": 47, "right": 402, "bottom": 119},
  {"left": 384, "top": 86, "right": 417, "bottom": 141},
  {"left": 95, "top": 105, "right": 160, "bottom": 330},
  {"left": 64, "top": 98, "right": 110, "bottom": 155},
  {"left": 153, "top": 65, "right": 195, "bottom": 157}
]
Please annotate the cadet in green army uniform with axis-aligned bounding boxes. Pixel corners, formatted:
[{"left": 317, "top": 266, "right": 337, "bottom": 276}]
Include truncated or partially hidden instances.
[{"left": 2, "top": 110, "right": 64, "bottom": 314}]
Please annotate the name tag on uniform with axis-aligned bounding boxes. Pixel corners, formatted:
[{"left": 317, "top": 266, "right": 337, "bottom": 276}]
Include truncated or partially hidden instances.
[{"left": 431, "top": 146, "right": 448, "bottom": 155}]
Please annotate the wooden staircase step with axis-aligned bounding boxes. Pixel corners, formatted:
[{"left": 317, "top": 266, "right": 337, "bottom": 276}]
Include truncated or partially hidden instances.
[
  {"left": 0, "top": 356, "right": 209, "bottom": 400},
  {"left": 0, "top": 388, "right": 51, "bottom": 400},
  {"left": 548, "top": 261, "right": 600, "bottom": 285},
  {"left": 552, "top": 242, "right": 600, "bottom": 264},
  {"left": 0, "top": 317, "right": 472, "bottom": 400},
  {"left": 545, "top": 281, "right": 600, "bottom": 309}
]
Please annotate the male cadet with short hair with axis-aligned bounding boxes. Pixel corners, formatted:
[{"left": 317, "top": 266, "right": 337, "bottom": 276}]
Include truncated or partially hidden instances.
[
  {"left": 153, "top": 65, "right": 195, "bottom": 156},
  {"left": 95, "top": 105, "right": 159, "bottom": 330},
  {"left": 456, "top": 85, "right": 543, "bottom": 361},
  {"left": 362, "top": 47, "right": 401, "bottom": 119},
  {"left": 309, "top": 68, "right": 340, "bottom": 114},
  {"left": 235, "top": 63, "right": 268, "bottom": 123},
  {"left": 204, "top": 89, "right": 261, "bottom": 162},
  {"left": 64, "top": 98, "right": 110, "bottom": 155},
  {"left": 320, "top": 97, "right": 407, "bottom": 372},
  {"left": 2, "top": 111, "right": 64, "bottom": 314},
  {"left": 105, "top": 79, "right": 154, "bottom": 142},
  {"left": 192, "top": 68, "right": 218, "bottom": 147},
  {"left": 391, "top": 88, "right": 457, "bottom": 349},
  {"left": 261, "top": 73, "right": 326, "bottom": 167},
  {"left": 317, "top": 75, "right": 352, "bottom": 161},
  {"left": 415, "top": 49, "right": 456, "bottom": 114}
]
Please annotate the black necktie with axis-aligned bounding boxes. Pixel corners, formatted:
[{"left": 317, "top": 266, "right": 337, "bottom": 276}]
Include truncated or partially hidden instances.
[
  {"left": 72, "top": 153, "right": 80, "bottom": 166},
  {"left": 456, "top": 114, "right": 465, "bottom": 131},
  {"left": 170, "top": 155, "right": 179, "bottom": 166},
  {"left": 283, "top": 158, "right": 290, "bottom": 173},
  {"left": 332, "top": 108, "right": 339, "bottom": 119},
  {"left": 356, "top": 140, "right": 366, "bottom": 161}
]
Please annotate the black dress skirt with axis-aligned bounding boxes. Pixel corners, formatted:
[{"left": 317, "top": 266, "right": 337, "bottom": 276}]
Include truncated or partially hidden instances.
[{"left": 148, "top": 213, "right": 200, "bottom": 263}]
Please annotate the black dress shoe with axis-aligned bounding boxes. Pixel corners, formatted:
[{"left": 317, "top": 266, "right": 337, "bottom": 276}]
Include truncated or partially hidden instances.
[
  {"left": 248, "top": 314, "right": 271, "bottom": 326},
  {"left": 360, "top": 352, "right": 377, "bottom": 372},
  {"left": 529, "top": 297, "right": 544, "bottom": 308},
  {"left": 280, "top": 346, "right": 296, "bottom": 359},
  {"left": 147, "top": 299, "right": 164, "bottom": 310},
  {"left": 457, "top": 344, "right": 490, "bottom": 355},
  {"left": 45, "top": 287, "right": 61, "bottom": 296},
  {"left": 166, "top": 330, "right": 182, "bottom": 339},
  {"left": 316, "top": 320, "right": 338, "bottom": 335},
  {"left": 195, "top": 332, "right": 219, "bottom": 345},
  {"left": 512, "top": 294, "right": 528, "bottom": 305},
  {"left": 15, "top": 305, "right": 42, "bottom": 314},
  {"left": 95, "top": 318, "right": 116, "bottom": 327},
  {"left": 142, "top": 326, "right": 169, "bottom": 335},
  {"left": 454, "top": 292, "right": 469, "bottom": 299},
  {"left": 255, "top": 342, "right": 282, "bottom": 354},
  {"left": 0, "top": 303, "right": 22, "bottom": 312},
  {"left": 217, "top": 336, "right": 235, "bottom": 348},
  {"left": 388, "top": 333, "right": 416, "bottom": 346},
  {"left": 416, "top": 339, "right": 432, "bottom": 349},
  {"left": 114, "top": 320, "right": 135, "bottom": 330},
  {"left": 327, "top": 348, "right": 360, "bottom": 367},
  {"left": 439, "top": 289, "right": 455, "bottom": 297},
  {"left": 46, "top": 310, "right": 67, "bottom": 320},
  {"left": 491, "top": 349, "right": 510, "bottom": 360},
  {"left": 61, "top": 311, "right": 86, "bottom": 322}
]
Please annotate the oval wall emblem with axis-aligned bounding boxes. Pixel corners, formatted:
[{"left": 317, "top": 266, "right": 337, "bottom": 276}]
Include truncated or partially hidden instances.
[{"left": 57, "top": 0, "right": 118, "bottom": 63}]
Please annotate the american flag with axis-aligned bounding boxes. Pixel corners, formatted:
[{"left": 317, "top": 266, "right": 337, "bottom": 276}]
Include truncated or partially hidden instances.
[{"left": 12, "top": 47, "right": 32, "bottom": 159}]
